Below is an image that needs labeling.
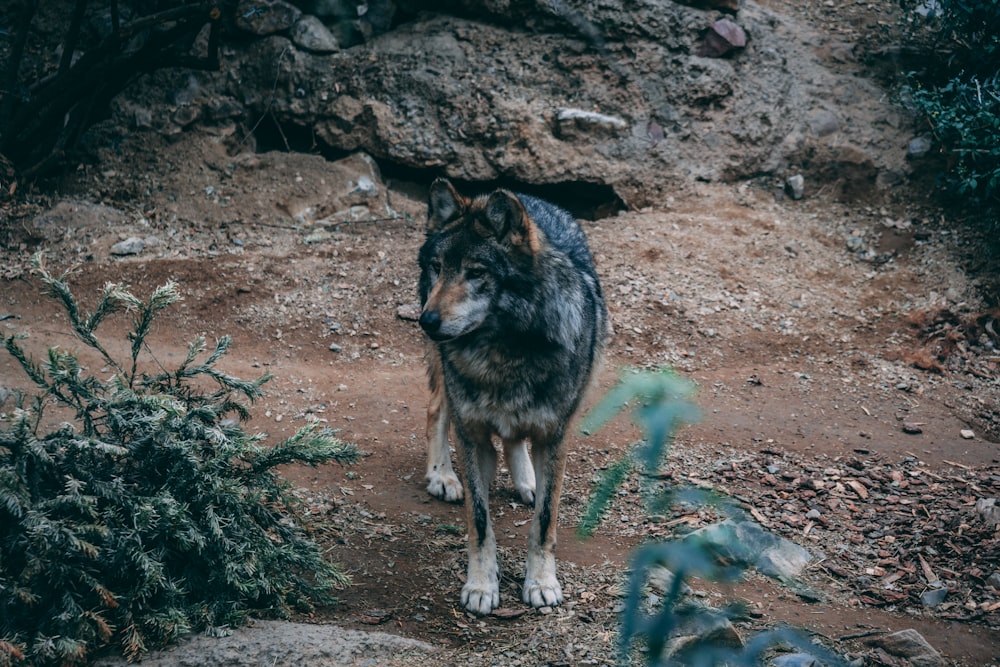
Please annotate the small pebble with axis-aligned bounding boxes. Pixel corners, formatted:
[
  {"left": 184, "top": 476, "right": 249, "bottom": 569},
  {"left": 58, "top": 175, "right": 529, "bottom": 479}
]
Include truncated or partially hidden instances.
[
  {"left": 902, "top": 422, "right": 923, "bottom": 434},
  {"left": 920, "top": 587, "right": 948, "bottom": 607},
  {"left": 960, "top": 429, "right": 975, "bottom": 439},
  {"left": 396, "top": 303, "right": 421, "bottom": 321}
]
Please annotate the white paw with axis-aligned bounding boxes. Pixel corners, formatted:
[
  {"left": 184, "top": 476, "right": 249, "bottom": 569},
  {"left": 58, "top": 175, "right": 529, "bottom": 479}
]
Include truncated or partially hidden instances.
[
  {"left": 523, "top": 576, "right": 563, "bottom": 608},
  {"left": 461, "top": 580, "right": 500, "bottom": 615},
  {"left": 514, "top": 481, "right": 535, "bottom": 506},
  {"left": 426, "top": 470, "right": 464, "bottom": 502}
]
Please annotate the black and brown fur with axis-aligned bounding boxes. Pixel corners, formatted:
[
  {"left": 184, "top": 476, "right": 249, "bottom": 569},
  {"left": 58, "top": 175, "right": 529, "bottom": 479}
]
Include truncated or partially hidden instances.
[{"left": 418, "top": 178, "right": 608, "bottom": 614}]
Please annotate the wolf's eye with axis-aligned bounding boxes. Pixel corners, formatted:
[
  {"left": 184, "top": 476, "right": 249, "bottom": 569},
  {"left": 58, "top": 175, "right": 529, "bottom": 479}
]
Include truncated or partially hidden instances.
[
  {"left": 429, "top": 260, "right": 442, "bottom": 274},
  {"left": 465, "top": 266, "right": 487, "bottom": 280}
]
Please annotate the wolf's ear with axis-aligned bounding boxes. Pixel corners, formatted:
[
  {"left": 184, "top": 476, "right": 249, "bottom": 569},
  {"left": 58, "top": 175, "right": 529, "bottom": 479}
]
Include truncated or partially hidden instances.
[
  {"left": 482, "top": 190, "right": 539, "bottom": 254},
  {"left": 427, "top": 178, "right": 466, "bottom": 232}
]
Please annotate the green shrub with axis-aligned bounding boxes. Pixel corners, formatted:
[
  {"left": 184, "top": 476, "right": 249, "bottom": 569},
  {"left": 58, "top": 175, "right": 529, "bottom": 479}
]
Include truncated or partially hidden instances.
[
  {"left": 907, "top": 73, "right": 1000, "bottom": 210},
  {"left": 901, "top": 0, "right": 1000, "bottom": 215},
  {"left": 0, "top": 256, "right": 358, "bottom": 666}
]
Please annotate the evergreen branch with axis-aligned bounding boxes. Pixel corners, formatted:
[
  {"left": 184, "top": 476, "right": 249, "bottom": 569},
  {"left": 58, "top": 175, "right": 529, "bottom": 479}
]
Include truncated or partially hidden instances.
[
  {"left": 4, "top": 334, "right": 49, "bottom": 392},
  {"left": 246, "top": 424, "right": 359, "bottom": 474},
  {"left": 30, "top": 254, "right": 127, "bottom": 377},
  {"left": 128, "top": 282, "right": 180, "bottom": 383},
  {"left": 83, "top": 283, "right": 130, "bottom": 338}
]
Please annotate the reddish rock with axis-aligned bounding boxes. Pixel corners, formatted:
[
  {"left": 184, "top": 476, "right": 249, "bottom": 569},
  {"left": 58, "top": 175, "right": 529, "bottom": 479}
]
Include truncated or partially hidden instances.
[{"left": 698, "top": 18, "right": 747, "bottom": 58}]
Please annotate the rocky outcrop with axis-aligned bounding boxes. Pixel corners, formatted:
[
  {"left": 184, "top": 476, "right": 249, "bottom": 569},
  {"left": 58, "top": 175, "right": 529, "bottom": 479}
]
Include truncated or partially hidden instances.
[{"left": 215, "top": 0, "right": 912, "bottom": 208}]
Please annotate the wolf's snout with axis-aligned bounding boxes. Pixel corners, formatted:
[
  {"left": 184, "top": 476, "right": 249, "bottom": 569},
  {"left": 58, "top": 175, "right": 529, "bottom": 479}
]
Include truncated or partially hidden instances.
[{"left": 419, "top": 310, "right": 442, "bottom": 335}]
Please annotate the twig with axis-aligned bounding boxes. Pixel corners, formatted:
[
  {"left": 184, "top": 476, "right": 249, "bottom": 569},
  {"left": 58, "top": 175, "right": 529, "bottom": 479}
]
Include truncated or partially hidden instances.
[
  {"left": 241, "top": 45, "right": 292, "bottom": 150},
  {"left": 918, "top": 553, "right": 939, "bottom": 584},
  {"left": 317, "top": 216, "right": 409, "bottom": 229},
  {"left": 59, "top": 0, "right": 90, "bottom": 75},
  {"left": 837, "top": 629, "right": 885, "bottom": 641},
  {"left": 110, "top": 0, "right": 120, "bottom": 36}
]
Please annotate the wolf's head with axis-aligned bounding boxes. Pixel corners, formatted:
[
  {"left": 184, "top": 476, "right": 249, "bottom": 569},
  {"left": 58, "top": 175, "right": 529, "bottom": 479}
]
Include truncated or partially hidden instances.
[{"left": 417, "top": 178, "right": 541, "bottom": 342}]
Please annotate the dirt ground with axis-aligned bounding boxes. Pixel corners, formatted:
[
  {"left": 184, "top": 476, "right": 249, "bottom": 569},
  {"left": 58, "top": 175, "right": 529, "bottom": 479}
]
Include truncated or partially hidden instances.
[
  {"left": 3, "top": 136, "right": 1000, "bottom": 665},
  {"left": 2, "top": 1, "right": 1000, "bottom": 665}
]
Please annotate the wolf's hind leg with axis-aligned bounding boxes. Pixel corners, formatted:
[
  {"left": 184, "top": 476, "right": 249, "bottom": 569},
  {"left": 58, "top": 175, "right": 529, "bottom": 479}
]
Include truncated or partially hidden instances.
[
  {"left": 502, "top": 438, "right": 535, "bottom": 505},
  {"left": 425, "top": 355, "right": 463, "bottom": 502},
  {"left": 523, "top": 435, "right": 568, "bottom": 608}
]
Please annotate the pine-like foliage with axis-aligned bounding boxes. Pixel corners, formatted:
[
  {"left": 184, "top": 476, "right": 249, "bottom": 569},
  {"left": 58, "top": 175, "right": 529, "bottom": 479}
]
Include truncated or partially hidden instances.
[{"left": 0, "top": 256, "right": 358, "bottom": 666}]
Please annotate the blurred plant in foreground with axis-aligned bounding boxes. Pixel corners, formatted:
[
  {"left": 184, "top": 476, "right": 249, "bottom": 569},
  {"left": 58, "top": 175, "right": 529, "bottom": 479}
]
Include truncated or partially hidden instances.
[{"left": 579, "top": 368, "right": 847, "bottom": 666}]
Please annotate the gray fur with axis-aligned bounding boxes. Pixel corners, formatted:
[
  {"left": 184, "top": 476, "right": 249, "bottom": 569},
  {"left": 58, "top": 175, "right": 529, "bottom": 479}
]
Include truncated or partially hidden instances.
[{"left": 418, "top": 178, "right": 609, "bottom": 614}]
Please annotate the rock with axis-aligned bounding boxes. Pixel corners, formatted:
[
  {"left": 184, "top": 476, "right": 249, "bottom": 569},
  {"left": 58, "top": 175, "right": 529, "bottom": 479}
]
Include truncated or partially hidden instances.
[
  {"left": 304, "top": 229, "right": 334, "bottom": 244},
  {"left": 291, "top": 15, "right": 340, "bottom": 53},
  {"left": 133, "top": 106, "right": 154, "bottom": 129},
  {"left": 664, "top": 606, "right": 744, "bottom": 658},
  {"left": 231, "top": 0, "right": 879, "bottom": 207},
  {"left": 110, "top": 237, "right": 146, "bottom": 256},
  {"left": 907, "top": 135, "right": 933, "bottom": 159},
  {"left": 698, "top": 18, "right": 747, "bottom": 58},
  {"left": 168, "top": 74, "right": 202, "bottom": 106},
  {"left": 683, "top": 519, "right": 811, "bottom": 580},
  {"left": 785, "top": 174, "right": 805, "bottom": 200},
  {"left": 328, "top": 342, "right": 343, "bottom": 352},
  {"left": 988, "top": 571, "right": 1000, "bottom": 589},
  {"left": 901, "top": 421, "right": 923, "bottom": 434},
  {"left": 960, "top": 428, "right": 975, "bottom": 439},
  {"left": 92, "top": 619, "right": 434, "bottom": 667},
  {"left": 236, "top": 0, "right": 302, "bottom": 35},
  {"left": 976, "top": 498, "right": 1000, "bottom": 526},
  {"left": 915, "top": 0, "right": 942, "bottom": 18},
  {"left": 352, "top": 175, "right": 379, "bottom": 198},
  {"left": 756, "top": 538, "right": 812, "bottom": 580},
  {"left": 868, "top": 629, "right": 945, "bottom": 667},
  {"left": 807, "top": 108, "right": 841, "bottom": 137},
  {"left": 172, "top": 105, "right": 202, "bottom": 128},
  {"left": 206, "top": 97, "right": 245, "bottom": 121},
  {"left": 919, "top": 587, "right": 948, "bottom": 607},
  {"left": 554, "top": 108, "right": 628, "bottom": 141},
  {"left": 647, "top": 565, "right": 694, "bottom": 596},
  {"left": 292, "top": 0, "right": 353, "bottom": 18},
  {"left": 396, "top": 303, "right": 421, "bottom": 321},
  {"left": 773, "top": 653, "right": 820, "bottom": 667}
]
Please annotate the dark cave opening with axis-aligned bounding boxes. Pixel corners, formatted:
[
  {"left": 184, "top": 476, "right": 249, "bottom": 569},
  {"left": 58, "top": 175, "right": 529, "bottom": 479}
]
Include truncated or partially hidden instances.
[{"left": 381, "top": 161, "right": 626, "bottom": 222}]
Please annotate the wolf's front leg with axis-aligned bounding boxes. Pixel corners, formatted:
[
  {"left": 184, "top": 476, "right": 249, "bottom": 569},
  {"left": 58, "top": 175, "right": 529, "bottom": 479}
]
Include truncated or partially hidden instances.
[
  {"left": 523, "top": 436, "right": 568, "bottom": 608},
  {"left": 459, "top": 427, "right": 499, "bottom": 614},
  {"left": 425, "top": 359, "right": 463, "bottom": 502}
]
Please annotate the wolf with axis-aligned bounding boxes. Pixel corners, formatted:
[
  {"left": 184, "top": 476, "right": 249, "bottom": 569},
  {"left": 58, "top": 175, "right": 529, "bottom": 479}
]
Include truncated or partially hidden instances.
[{"left": 417, "top": 178, "right": 609, "bottom": 615}]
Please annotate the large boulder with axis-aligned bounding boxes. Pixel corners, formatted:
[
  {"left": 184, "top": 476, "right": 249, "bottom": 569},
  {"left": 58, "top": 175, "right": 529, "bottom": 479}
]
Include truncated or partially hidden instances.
[{"left": 221, "top": 0, "right": 910, "bottom": 207}]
